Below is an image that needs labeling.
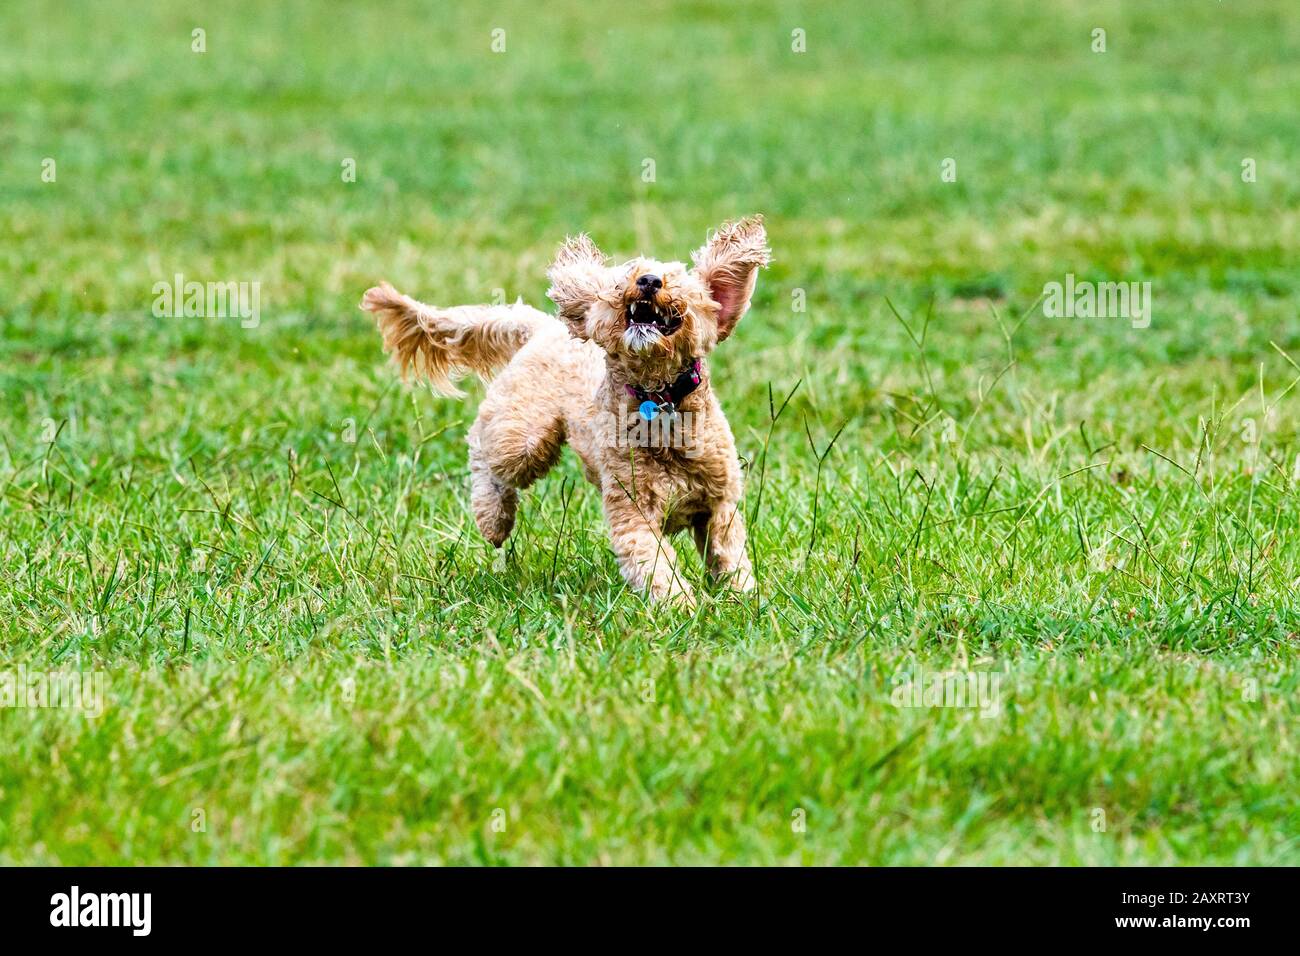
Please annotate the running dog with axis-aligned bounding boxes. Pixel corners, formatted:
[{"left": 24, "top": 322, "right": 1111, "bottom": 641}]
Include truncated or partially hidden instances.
[{"left": 361, "top": 216, "right": 770, "bottom": 605}]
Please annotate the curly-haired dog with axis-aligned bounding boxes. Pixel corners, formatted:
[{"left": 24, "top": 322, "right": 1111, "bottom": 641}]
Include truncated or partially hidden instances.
[{"left": 361, "top": 216, "right": 770, "bottom": 605}]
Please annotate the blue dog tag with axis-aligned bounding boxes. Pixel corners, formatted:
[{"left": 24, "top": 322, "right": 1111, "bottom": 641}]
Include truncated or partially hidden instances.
[{"left": 639, "top": 400, "right": 659, "bottom": 421}]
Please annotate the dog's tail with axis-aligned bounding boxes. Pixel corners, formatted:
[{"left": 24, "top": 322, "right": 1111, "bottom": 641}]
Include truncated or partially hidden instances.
[{"left": 361, "top": 283, "right": 551, "bottom": 396}]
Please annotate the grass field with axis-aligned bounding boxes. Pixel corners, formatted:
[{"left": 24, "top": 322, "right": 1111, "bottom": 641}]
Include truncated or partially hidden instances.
[{"left": 2, "top": 0, "right": 1298, "bottom": 864}]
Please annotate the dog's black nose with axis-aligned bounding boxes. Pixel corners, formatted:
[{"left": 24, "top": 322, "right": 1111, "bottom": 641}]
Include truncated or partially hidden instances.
[{"left": 636, "top": 274, "right": 662, "bottom": 296}]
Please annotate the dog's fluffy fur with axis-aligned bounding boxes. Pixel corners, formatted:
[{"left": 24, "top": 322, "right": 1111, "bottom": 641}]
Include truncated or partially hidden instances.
[{"left": 361, "top": 216, "right": 770, "bottom": 604}]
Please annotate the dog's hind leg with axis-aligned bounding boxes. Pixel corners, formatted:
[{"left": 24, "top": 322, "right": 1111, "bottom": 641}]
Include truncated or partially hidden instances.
[
  {"left": 467, "top": 410, "right": 566, "bottom": 547},
  {"left": 469, "top": 439, "right": 518, "bottom": 547}
]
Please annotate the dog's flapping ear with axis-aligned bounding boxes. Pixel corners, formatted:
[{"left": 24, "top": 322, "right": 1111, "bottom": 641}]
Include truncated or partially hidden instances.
[
  {"left": 547, "top": 233, "right": 607, "bottom": 337},
  {"left": 692, "top": 216, "right": 770, "bottom": 342}
]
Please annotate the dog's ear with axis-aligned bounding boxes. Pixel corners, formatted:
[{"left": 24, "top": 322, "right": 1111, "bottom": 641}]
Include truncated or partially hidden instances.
[
  {"left": 692, "top": 215, "right": 770, "bottom": 342},
  {"left": 547, "top": 233, "right": 607, "bottom": 336}
]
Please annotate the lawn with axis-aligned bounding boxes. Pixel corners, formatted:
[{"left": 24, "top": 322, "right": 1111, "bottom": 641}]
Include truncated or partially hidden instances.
[{"left": 1, "top": 0, "right": 1298, "bottom": 864}]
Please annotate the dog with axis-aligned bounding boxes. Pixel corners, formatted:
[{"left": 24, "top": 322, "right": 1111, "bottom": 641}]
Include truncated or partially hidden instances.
[{"left": 360, "top": 216, "right": 770, "bottom": 605}]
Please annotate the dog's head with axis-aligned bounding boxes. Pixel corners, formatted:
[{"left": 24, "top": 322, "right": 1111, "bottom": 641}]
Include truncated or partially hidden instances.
[{"left": 546, "top": 216, "right": 770, "bottom": 382}]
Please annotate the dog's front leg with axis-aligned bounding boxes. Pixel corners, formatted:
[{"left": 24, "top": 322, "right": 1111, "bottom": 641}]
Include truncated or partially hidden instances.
[
  {"left": 694, "top": 501, "right": 755, "bottom": 593},
  {"left": 603, "top": 489, "right": 694, "bottom": 606}
]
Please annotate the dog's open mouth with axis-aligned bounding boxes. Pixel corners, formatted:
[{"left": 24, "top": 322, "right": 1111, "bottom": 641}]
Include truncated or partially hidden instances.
[{"left": 625, "top": 299, "right": 682, "bottom": 335}]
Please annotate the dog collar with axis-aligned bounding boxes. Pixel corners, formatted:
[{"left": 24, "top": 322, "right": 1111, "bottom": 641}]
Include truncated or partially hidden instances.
[{"left": 624, "top": 358, "right": 702, "bottom": 419}]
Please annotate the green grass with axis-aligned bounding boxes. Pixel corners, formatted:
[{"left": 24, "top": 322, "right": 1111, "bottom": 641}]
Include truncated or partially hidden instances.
[{"left": 2, "top": 0, "right": 1299, "bottom": 864}]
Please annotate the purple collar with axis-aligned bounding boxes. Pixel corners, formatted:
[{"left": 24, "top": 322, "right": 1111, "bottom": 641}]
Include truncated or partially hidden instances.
[{"left": 624, "top": 358, "right": 702, "bottom": 412}]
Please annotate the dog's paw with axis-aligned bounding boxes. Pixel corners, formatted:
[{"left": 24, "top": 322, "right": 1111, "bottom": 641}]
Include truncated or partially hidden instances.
[
  {"left": 724, "top": 566, "right": 756, "bottom": 593},
  {"left": 654, "top": 578, "right": 696, "bottom": 610}
]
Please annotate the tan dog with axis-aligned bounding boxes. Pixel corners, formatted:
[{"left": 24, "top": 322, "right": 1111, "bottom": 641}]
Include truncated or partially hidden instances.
[{"left": 361, "top": 216, "right": 770, "bottom": 605}]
